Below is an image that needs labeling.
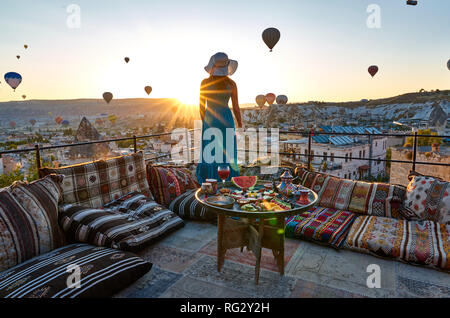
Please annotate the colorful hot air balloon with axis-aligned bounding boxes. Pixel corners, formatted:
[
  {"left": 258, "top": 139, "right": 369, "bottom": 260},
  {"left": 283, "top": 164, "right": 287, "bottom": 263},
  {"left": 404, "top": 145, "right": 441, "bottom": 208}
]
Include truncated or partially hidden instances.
[
  {"left": 108, "top": 114, "right": 118, "bottom": 125},
  {"left": 62, "top": 120, "right": 70, "bottom": 126},
  {"left": 29, "top": 119, "right": 36, "bottom": 126},
  {"left": 22, "top": 95, "right": 26, "bottom": 99},
  {"left": 265, "top": 93, "right": 276, "bottom": 105},
  {"left": 256, "top": 95, "right": 267, "bottom": 108},
  {"left": 262, "top": 28, "right": 281, "bottom": 52},
  {"left": 368, "top": 65, "right": 379, "bottom": 77},
  {"left": 276, "top": 95, "right": 288, "bottom": 105},
  {"left": 24, "top": 44, "right": 28, "bottom": 49},
  {"left": 10, "top": 121, "right": 16, "bottom": 129},
  {"left": 103, "top": 92, "right": 113, "bottom": 104},
  {"left": 124, "top": 57, "right": 130, "bottom": 63},
  {"left": 145, "top": 86, "right": 152, "bottom": 95},
  {"left": 55, "top": 116, "right": 63, "bottom": 125},
  {"left": 447, "top": 59, "right": 450, "bottom": 71},
  {"left": 4, "top": 72, "right": 22, "bottom": 91}
]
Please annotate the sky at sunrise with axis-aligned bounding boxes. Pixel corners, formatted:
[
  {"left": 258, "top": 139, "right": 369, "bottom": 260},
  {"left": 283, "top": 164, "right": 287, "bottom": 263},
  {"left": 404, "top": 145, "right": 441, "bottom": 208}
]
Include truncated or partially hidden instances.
[{"left": 0, "top": 0, "right": 449, "bottom": 105}]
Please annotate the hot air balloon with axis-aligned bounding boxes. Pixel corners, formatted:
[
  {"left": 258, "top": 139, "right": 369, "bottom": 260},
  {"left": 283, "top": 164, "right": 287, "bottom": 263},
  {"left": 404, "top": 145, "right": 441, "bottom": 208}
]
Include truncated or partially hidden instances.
[
  {"left": 368, "top": 65, "right": 379, "bottom": 77},
  {"left": 55, "top": 116, "right": 63, "bottom": 125},
  {"left": 22, "top": 95, "right": 26, "bottom": 99},
  {"left": 10, "top": 121, "right": 16, "bottom": 129},
  {"left": 262, "top": 28, "right": 281, "bottom": 52},
  {"left": 95, "top": 118, "right": 104, "bottom": 126},
  {"left": 16, "top": 55, "right": 20, "bottom": 60},
  {"left": 4, "top": 72, "right": 22, "bottom": 91},
  {"left": 108, "top": 114, "right": 118, "bottom": 125},
  {"left": 24, "top": 44, "right": 28, "bottom": 49},
  {"left": 29, "top": 119, "right": 36, "bottom": 126},
  {"left": 103, "top": 92, "right": 113, "bottom": 104},
  {"left": 265, "top": 93, "right": 276, "bottom": 105},
  {"left": 407, "top": 0, "right": 418, "bottom": 5},
  {"left": 145, "top": 86, "right": 152, "bottom": 95},
  {"left": 447, "top": 59, "right": 450, "bottom": 71},
  {"left": 48, "top": 112, "right": 53, "bottom": 117},
  {"left": 276, "top": 95, "right": 288, "bottom": 105},
  {"left": 62, "top": 120, "right": 70, "bottom": 126},
  {"left": 101, "top": 113, "right": 108, "bottom": 117},
  {"left": 124, "top": 57, "right": 130, "bottom": 63},
  {"left": 256, "top": 95, "right": 267, "bottom": 108}
]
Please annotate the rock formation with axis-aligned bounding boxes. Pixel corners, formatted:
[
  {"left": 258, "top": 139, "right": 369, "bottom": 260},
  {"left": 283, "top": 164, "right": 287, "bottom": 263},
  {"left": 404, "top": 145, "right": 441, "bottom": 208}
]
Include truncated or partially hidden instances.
[{"left": 69, "top": 117, "right": 110, "bottom": 159}]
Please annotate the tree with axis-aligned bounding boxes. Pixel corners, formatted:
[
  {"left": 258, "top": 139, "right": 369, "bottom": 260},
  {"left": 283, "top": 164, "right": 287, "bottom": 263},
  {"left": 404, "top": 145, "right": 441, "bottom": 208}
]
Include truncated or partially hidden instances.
[
  {"left": 404, "top": 129, "right": 443, "bottom": 147},
  {"left": 386, "top": 147, "right": 392, "bottom": 170},
  {"left": 0, "top": 169, "right": 24, "bottom": 188}
]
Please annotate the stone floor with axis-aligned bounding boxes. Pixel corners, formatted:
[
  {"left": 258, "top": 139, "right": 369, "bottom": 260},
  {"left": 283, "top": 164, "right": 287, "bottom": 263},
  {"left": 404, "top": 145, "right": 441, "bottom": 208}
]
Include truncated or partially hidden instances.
[{"left": 114, "top": 221, "right": 450, "bottom": 298}]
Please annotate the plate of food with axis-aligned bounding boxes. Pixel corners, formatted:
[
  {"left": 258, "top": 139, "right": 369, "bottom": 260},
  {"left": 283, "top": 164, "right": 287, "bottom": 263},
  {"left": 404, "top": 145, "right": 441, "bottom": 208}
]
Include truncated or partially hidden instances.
[{"left": 205, "top": 195, "right": 235, "bottom": 209}]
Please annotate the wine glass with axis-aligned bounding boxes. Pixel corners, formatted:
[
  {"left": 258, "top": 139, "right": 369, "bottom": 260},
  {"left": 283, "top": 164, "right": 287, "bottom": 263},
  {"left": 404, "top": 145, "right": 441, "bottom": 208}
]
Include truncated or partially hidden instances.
[{"left": 217, "top": 165, "right": 230, "bottom": 185}]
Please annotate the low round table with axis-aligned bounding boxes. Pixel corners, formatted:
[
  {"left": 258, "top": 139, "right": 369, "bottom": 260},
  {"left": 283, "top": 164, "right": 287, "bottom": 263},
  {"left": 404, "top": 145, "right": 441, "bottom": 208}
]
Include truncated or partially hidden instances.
[{"left": 195, "top": 181, "right": 318, "bottom": 284}]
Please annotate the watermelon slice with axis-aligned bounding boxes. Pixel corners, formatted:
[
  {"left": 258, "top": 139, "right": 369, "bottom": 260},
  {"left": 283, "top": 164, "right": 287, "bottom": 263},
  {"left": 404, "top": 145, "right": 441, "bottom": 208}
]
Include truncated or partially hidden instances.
[{"left": 231, "top": 176, "right": 258, "bottom": 190}]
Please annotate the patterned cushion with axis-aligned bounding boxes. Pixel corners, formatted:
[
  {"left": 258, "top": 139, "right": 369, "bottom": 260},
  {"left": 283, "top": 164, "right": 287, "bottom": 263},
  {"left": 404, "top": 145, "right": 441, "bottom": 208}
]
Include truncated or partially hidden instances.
[
  {"left": 285, "top": 207, "right": 357, "bottom": 248},
  {"left": 404, "top": 175, "right": 450, "bottom": 224},
  {"left": 146, "top": 163, "right": 199, "bottom": 206},
  {"left": 40, "top": 152, "right": 151, "bottom": 208},
  {"left": 295, "top": 167, "right": 406, "bottom": 218},
  {"left": 345, "top": 215, "right": 450, "bottom": 271},
  {"left": 168, "top": 188, "right": 216, "bottom": 221},
  {"left": 0, "top": 175, "right": 65, "bottom": 272},
  {"left": 0, "top": 243, "right": 152, "bottom": 298},
  {"left": 59, "top": 192, "right": 184, "bottom": 252}
]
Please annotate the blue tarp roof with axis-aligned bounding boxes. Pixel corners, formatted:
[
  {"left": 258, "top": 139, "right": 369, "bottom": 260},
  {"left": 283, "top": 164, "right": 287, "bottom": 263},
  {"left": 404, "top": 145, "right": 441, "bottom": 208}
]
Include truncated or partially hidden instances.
[{"left": 319, "top": 126, "right": 382, "bottom": 135}]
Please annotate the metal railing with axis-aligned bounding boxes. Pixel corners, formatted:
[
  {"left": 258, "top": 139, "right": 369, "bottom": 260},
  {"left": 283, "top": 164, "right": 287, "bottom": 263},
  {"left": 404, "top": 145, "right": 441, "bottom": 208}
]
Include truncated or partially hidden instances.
[{"left": 0, "top": 128, "right": 449, "bottom": 177}]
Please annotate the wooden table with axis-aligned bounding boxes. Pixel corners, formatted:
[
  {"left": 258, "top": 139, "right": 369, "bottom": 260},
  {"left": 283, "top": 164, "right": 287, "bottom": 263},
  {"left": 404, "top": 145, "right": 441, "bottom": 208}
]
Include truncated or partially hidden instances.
[{"left": 195, "top": 181, "right": 318, "bottom": 284}]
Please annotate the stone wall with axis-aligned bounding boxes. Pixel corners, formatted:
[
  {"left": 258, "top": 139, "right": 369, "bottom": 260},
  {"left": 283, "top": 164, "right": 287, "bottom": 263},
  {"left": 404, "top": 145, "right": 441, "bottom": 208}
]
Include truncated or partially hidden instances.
[{"left": 389, "top": 148, "right": 450, "bottom": 186}]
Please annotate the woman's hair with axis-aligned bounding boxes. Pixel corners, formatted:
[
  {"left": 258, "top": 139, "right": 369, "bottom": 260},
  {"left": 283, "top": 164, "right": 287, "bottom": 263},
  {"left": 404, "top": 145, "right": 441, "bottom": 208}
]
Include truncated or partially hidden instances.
[{"left": 204, "top": 75, "right": 233, "bottom": 92}]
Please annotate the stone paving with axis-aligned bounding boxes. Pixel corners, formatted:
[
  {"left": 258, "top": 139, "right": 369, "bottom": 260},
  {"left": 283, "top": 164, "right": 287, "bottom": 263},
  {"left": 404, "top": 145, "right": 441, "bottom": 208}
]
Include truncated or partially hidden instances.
[{"left": 114, "top": 221, "right": 450, "bottom": 298}]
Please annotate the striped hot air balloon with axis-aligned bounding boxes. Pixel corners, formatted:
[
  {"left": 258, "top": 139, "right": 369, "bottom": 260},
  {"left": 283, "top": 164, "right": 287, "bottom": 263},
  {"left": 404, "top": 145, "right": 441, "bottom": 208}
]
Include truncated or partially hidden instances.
[
  {"left": 256, "top": 95, "right": 266, "bottom": 108},
  {"left": 265, "top": 93, "right": 276, "bottom": 105},
  {"left": 10, "top": 121, "right": 17, "bottom": 129},
  {"left": 276, "top": 95, "right": 288, "bottom": 105},
  {"left": 262, "top": 28, "right": 281, "bottom": 52},
  {"left": 55, "top": 116, "right": 63, "bottom": 125}
]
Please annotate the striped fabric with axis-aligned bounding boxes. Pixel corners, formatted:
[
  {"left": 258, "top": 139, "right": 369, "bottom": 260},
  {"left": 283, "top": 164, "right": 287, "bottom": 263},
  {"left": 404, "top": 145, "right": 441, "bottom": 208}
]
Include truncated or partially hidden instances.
[
  {"left": 168, "top": 188, "right": 216, "bottom": 221},
  {"left": 295, "top": 167, "right": 406, "bottom": 218},
  {"left": 60, "top": 192, "right": 184, "bottom": 252},
  {"left": 40, "top": 152, "right": 152, "bottom": 209},
  {"left": 146, "top": 164, "right": 199, "bottom": 206},
  {"left": 0, "top": 175, "right": 65, "bottom": 272},
  {"left": 0, "top": 244, "right": 152, "bottom": 298},
  {"left": 285, "top": 207, "right": 357, "bottom": 248},
  {"left": 345, "top": 215, "right": 450, "bottom": 270}
]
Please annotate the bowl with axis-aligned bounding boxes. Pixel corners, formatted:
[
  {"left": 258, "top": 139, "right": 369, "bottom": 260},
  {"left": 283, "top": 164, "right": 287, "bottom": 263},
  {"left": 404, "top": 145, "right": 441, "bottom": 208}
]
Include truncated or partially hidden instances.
[
  {"left": 205, "top": 196, "right": 235, "bottom": 209},
  {"left": 236, "top": 198, "right": 251, "bottom": 207}
]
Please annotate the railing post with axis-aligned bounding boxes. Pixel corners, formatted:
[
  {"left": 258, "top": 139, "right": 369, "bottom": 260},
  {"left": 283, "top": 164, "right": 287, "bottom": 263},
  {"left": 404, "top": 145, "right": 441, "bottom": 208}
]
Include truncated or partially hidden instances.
[
  {"left": 35, "top": 144, "right": 42, "bottom": 177},
  {"left": 307, "top": 130, "right": 312, "bottom": 170},
  {"left": 412, "top": 131, "right": 418, "bottom": 172},
  {"left": 133, "top": 135, "right": 137, "bottom": 153}
]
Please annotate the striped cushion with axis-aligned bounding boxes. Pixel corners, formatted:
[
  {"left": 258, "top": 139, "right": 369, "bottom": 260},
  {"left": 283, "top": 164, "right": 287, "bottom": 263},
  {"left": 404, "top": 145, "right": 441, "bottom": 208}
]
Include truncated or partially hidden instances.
[
  {"left": 0, "top": 244, "right": 152, "bottom": 298},
  {"left": 168, "top": 188, "right": 216, "bottom": 221},
  {"left": 285, "top": 207, "right": 357, "bottom": 248},
  {"left": 59, "top": 192, "right": 184, "bottom": 252},
  {"left": 345, "top": 215, "right": 450, "bottom": 271},
  {"left": 40, "top": 152, "right": 152, "bottom": 209},
  {"left": 295, "top": 167, "right": 406, "bottom": 218},
  {"left": 146, "top": 164, "right": 199, "bottom": 206},
  {"left": 0, "top": 175, "right": 65, "bottom": 272}
]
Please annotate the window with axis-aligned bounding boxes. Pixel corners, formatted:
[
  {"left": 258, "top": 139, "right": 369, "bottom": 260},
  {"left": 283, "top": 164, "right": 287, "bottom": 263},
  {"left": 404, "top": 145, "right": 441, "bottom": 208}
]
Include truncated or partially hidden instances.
[
  {"left": 330, "top": 153, "right": 334, "bottom": 162},
  {"left": 345, "top": 154, "right": 348, "bottom": 163},
  {"left": 375, "top": 141, "right": 378, "bottom": 147},
  {"left": 323, "top": 152, "right": 328, "bottom": 160},
  {"left": 350, "top": 153, "right": 352, "bottom": 161},
  {"left": 359, "top": 150, "right": 362, "bottom": 158},
  {"left": 363, "top": 150, "right": 366, "bottom": 158},
  {"left": 344, "top": 174, "right": 347, "bottom": 179}
]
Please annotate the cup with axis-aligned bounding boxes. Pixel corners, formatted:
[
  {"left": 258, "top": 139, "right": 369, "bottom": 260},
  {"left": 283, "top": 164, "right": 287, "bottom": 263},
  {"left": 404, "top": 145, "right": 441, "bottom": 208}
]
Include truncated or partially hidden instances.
[
  {"left": 206, "top": 179, "right": 218, "bottom": 194},
  {"left": 201, "top": 183, "right": 213, "bottom": 196}
]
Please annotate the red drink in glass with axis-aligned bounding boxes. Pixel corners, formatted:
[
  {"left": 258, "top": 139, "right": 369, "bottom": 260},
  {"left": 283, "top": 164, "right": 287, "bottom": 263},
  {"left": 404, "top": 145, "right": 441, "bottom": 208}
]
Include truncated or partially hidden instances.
[{"left": 217, "top": 165, "right": 230, "bottom": 184}]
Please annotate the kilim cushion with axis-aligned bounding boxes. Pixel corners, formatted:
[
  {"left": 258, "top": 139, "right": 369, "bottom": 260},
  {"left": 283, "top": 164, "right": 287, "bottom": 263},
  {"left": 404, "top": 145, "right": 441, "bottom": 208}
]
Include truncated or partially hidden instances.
[
  {"left": 294, "top": 167, "right": 406, "bottom": 218},
  {"left": 59, "top": 192, "right": 184, "bottom": 252},
  {"left": 40, "top": 152, "right": 151, "bottom": 208},
  {"left": 404, "top": 174, "right": 450, "bottom": 224},
  {"left": 168, "top": 188, "right": 216, "bottom": 221},
  {"left": 0, "top": 175, "right": 66, "bottom": 272},
  {"left": 285, "top": 207, "right": 357, "bottom": 248},
  {"left": 344, "top": 215, "right": 450, "bottom": 271},
  {"left": 0, "top": 243, "right": 152, "bottom": 298},
  {"left": 146, "top": 163, "right": 199, "bottom": 206}
]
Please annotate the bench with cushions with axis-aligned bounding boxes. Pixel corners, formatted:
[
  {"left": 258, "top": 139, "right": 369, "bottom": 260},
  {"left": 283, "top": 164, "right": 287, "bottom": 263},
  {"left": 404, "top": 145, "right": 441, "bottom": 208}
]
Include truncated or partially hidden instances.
[
  {"left": 0, "top": 152, "right": 185, "bottom": 298},
  {"left": 291, "top": 167, "right": 450, "bottom": 271}
]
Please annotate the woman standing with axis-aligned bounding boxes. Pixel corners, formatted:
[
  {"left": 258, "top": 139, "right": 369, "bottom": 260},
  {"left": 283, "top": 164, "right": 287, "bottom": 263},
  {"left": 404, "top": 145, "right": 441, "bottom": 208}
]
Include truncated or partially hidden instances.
[{"left": 196, "top": 52, "right": 242, "bottom": 184}]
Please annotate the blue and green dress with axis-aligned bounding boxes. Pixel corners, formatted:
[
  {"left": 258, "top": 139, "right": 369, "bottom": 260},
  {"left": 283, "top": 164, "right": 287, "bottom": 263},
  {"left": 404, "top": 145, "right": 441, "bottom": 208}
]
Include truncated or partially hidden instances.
[{"left": 196, "top": 77, "right": 239, "bottom": 184}]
